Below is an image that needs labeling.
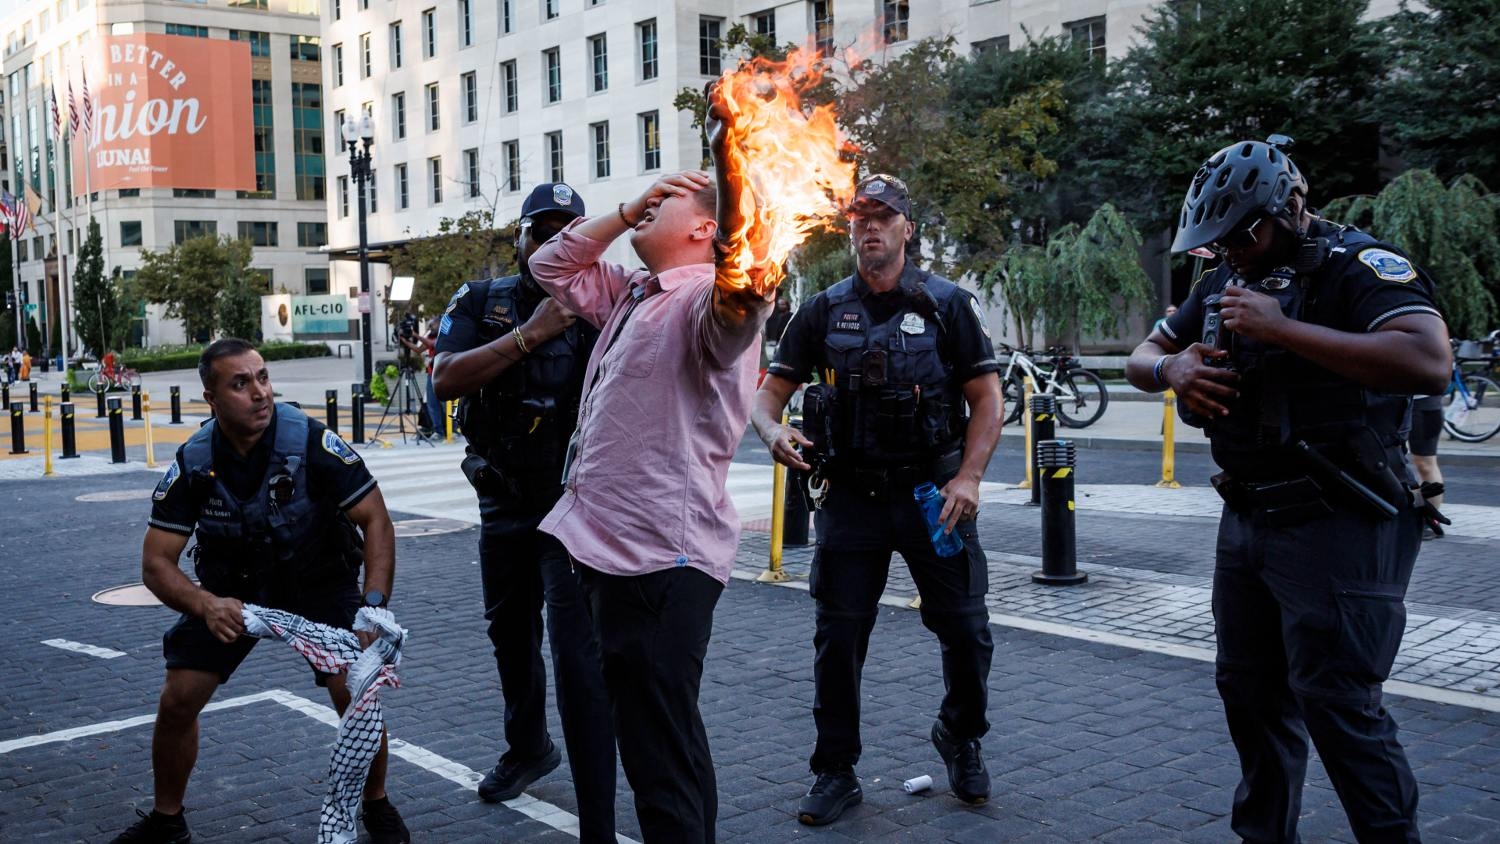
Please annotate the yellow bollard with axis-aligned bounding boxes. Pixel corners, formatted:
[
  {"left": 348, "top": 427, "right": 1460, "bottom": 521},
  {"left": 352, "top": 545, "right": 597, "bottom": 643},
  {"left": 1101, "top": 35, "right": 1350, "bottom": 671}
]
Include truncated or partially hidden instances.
[
  {"left": 445, "top": 399, "right": 454, "bottom": 443},
  {"left": 143, "top": 392, "right": 157, "bottom": 469},
  {"left": 760, "top": 411, "right": 791, "bottom": 582},
  {"left": 1017, "top": 376, "right": 1035, "bottom": 488},
  {"left": 1156, "top": 389, "right": 1181, "bottom": 489},
  {"left": 43, "top": 396, "right": 54, "bottom": 477}
]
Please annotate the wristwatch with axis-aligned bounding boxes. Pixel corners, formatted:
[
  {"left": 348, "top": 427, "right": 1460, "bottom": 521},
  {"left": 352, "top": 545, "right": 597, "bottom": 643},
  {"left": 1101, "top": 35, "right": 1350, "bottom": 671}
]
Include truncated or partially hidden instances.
[{"left": 362, "top": 589, "right": 388, "bottom": 609}]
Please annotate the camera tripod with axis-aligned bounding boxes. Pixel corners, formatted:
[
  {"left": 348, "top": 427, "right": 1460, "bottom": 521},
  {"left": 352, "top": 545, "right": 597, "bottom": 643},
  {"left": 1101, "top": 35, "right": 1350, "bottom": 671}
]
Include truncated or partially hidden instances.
[{"left": 369, "top": 363, "right": 437, "bottom": 448}]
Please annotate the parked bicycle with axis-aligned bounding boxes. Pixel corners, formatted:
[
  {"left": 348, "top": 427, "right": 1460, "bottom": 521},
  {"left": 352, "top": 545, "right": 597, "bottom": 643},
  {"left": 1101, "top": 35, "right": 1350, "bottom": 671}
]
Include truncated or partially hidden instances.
[
  {"left": 998, "top": 344, "right": 1109, "bottom": 428},
  {"left": 1444, "top": 335, "right": 1500, "bottom": 443},
  {"left": 86, "top": 361, "right": 140, "bottom": 394}
]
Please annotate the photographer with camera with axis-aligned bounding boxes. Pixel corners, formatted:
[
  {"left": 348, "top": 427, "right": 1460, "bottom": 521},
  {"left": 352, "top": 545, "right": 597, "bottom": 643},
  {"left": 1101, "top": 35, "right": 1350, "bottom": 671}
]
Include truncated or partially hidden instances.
[
  {"left": 395, "top": 313, "right": 440, "bottom": 437},
  {"left": 430, "top": 183, "right": 615, "bottom": 843},
  {"left": 1126, "top": 136, "right": 1450, "bottom": 843}
]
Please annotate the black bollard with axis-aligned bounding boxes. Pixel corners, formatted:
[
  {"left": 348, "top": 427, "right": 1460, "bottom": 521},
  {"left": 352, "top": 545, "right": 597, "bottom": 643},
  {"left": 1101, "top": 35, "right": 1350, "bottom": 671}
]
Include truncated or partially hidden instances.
[
  {"left": 1028, "top": 394, "right": 1057, "bottom": 506},
  {"left": 107, "top": 397, "right": 127, "bottom": 463},
  {"left": 1033, "top": 439, "right": 1086, "bottom": 586},
  {"left": 351, "top": 392, "right": 366, "bottom": 444},
  {"left": 29, "top": 381, "right": 39, "bottom": 412},
  {"left": 60, "top": 402, "right": 78, "bottom": 458},
  {"left": 326, "top": 389, "right": 339, "bottom": 434},
  {"left": 2, "top": 382, "right": 9, "bottom": 410},
  {"left": 95, "top": 386, "right": 107, "bottom": 419},
  {"left": 783, "top": 419, "right": 811, "bottom": 546},
  {"left": 170, "top": 385, "right": 183, "bottom": 425},
  {"left": 8, "top": 404, "right": 25, "bottom": 454},
  {"left": 351, "top": 381, "right": 365, "bottom": 400},
  {"left": 60, "top": 384, "right": 70, "bottom": 404},
  {"left": 131, "top": 384, "right": 143, "bottom": 421}
]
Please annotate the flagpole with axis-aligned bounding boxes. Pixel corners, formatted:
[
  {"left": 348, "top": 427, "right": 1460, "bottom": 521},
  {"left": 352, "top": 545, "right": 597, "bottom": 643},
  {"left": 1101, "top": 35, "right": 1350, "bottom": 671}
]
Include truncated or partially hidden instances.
[{"left": 54, "top": 104, "right": 71, "bottom": 365}]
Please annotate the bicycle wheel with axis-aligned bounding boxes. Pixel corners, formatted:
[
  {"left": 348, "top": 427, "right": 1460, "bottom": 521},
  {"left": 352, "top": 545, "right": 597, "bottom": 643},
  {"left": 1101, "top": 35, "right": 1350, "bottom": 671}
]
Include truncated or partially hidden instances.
[
  {"left": 1442, "top": 374, "right": 1500, "bottom": 443},
  {"left": 86, "top": 371, "right": 105, "bottom": 393},
  {"left": 1002, "top": 373, "right": 1024, "bottom": 425},
  {"left": 1055, "top": 369, "right": 1109, "bottom": 429}
]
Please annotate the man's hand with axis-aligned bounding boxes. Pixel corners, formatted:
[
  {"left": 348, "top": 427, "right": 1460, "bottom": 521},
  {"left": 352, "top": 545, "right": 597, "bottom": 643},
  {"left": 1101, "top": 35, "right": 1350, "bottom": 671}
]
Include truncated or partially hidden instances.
[
  {"left": 706, "top": 81, "right": 732, "bottom": 166},
  {"left": 760, "top": 422, "right": 813, "bottom": 471},
  {"left": 622, "top": 171, "right": 712, "bottom": 227},
  {"left": 1163, "top": 343, "right": 1241, "bottom": 418},
  {"left": 521, "top": 296, "right": 576, "bottom": 347},
  {"left": 938, "top": 474, "right": 981, "bottom": 533},
  {"left": 1220, "top": 285, "right": 1287, "bottom": 342},
  {"left": 356, "top": 630, "right": 378, "bottom": 650},
  {"left": 199, "top": 594, "right": 246, "bottom": 644}
]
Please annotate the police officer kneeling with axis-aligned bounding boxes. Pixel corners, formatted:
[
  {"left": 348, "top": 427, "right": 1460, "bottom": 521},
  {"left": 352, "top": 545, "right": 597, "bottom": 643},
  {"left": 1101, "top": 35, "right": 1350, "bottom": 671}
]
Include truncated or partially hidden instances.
[
  {"left": 752, "top": 175, "right": 1004, "bottom": 826},
  {"left": 431, "top": 183, "right": 616, "bottom": 843},
  {"left": 112, "top": 339, "right": 409, "bottom": 844},
  {"left": 1126, "top": 136, "right": 1450, "bottom": 844}
]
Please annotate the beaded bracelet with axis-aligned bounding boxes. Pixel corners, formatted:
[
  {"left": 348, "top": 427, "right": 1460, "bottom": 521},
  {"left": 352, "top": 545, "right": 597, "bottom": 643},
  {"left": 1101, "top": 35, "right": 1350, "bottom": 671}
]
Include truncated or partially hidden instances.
[
  {"left": 1152, "top": 356, "right": 1169, "bottom": 389},
  {"left": 617, "top": 202, "right": 638, "bottom": 228}
]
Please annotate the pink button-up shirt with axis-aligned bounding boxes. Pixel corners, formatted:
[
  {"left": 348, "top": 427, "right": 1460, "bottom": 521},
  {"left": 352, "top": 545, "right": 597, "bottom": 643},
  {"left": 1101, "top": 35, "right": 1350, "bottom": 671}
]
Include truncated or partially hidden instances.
[{"left": 530, "top": 221, "right": 770, "bottom": 584}]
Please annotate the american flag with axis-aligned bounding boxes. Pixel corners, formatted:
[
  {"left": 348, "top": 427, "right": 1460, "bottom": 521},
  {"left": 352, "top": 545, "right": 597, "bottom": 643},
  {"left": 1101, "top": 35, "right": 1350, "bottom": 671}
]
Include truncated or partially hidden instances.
[
  {"left": 49, "top": 87, "right": 62, "bottom": 140},
  {"left": 0, "top": 191, "right": 17, "bottom": 239},
  {"left": 81, "top": 69, "right": 94, "bottom": 142},
  {"left": 14, "top": 187, "right": 35, "bottom": 235},
  {"left": 67, "top": 80, "right": 79, "bottom": 136}
]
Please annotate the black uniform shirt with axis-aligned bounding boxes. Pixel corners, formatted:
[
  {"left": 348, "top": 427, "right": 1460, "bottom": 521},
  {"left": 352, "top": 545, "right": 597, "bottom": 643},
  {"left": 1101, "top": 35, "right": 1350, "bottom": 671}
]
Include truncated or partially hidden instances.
[
  {"left": 148, "top": 409, "right": 377, "bottom": 537},
  {"left": 434, "top": 278, "right": 500, "bottom": 355},
  {"left": 770, "top": 262, "right": 1000, "bottom": 385}
]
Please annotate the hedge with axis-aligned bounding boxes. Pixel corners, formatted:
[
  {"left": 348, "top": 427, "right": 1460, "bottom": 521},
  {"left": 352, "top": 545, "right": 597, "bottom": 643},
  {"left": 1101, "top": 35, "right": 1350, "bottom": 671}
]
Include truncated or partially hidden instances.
[{"left": 115, "top": 342, "right": 331, "bottom": 374}]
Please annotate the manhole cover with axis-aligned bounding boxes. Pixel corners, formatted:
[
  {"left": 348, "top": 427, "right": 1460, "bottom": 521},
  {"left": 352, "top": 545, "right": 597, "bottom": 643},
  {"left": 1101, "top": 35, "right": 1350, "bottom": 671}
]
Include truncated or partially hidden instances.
[
  {"left": 393, "top": 518, "right": 471, "bottom": 537},
  {"left": 93, "top": 583, "right": 176, "bottom": 606},
  {"left": 77, "top": 489, "right": 156, "bottom": 503}
]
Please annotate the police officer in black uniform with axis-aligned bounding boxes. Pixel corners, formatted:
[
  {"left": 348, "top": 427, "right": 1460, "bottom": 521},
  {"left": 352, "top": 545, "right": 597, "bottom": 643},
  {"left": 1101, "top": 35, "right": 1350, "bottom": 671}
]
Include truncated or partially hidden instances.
[
  {"left": 431, "top": 183, "right": 614, "bottom": 842},
  {"left": 1126, "top": 136, "right": 1451, "bottom": 844},
  {"left": 112, "top": 338, "right": 409, "bottom": 844},
  {"left": 751, "top": 175, "right": 1004, "bottom": 826}
]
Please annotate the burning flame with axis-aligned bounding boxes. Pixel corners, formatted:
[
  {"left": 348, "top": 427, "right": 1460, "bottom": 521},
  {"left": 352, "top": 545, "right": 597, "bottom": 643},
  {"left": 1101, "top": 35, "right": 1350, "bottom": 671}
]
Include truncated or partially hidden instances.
[{"left": 715, "top": 47, "right": 857, "bottom": 296}]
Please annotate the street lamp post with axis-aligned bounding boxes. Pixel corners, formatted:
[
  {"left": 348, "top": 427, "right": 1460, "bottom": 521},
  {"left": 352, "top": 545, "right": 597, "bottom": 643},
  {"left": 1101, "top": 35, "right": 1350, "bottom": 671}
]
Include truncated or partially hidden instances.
[{"left": 343, "top": 112, "right": 376, "bottom": 391}]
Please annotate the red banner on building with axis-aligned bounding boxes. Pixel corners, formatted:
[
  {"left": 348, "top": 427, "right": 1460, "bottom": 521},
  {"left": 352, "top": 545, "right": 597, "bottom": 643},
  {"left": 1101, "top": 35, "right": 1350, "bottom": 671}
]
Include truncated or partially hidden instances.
[{"left": 72, "top": 34, "right": 255, "bottom": 194}]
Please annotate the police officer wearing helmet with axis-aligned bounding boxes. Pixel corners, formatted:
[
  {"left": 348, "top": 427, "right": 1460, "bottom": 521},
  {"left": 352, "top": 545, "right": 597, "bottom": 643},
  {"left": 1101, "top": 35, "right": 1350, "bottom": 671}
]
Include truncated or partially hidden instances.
[
  {"left": 1126, "top": 136, "right": 1451, "bottom": 843},
  {"left": 114, "top": 338, "right": 409, "bottom": 844},
  {"left": 430, "top": 183, "right": 614, "bottom": 842},
  {"left": 751, "top": 175, "right": 1004, "bottom": 826}
]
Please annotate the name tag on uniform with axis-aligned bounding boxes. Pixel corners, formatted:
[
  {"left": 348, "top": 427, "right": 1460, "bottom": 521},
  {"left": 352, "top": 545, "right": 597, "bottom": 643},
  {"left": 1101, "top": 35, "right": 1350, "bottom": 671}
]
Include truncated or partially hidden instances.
[
  {"left": 900, "top": 313, "right": 926, "bottom": 335},
  {"left": 834, "top": 312, "right": 862, "bottom": 332}
]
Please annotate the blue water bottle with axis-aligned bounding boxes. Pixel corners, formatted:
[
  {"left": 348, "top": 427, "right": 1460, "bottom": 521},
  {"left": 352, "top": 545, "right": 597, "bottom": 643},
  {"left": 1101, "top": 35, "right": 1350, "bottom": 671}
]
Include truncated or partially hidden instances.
[{"left": 914, "top": 482, "right": 965, "bottom": 557}]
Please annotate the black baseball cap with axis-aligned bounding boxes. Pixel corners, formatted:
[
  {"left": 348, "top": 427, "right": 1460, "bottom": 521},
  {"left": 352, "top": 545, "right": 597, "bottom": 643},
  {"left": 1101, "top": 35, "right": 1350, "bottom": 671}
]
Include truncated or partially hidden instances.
[
  {"left": 520, "top": 182, "right": 586, "bottom": 221},
  {"left": 846, "top": 174, "right": 910, "bottom": 217}
]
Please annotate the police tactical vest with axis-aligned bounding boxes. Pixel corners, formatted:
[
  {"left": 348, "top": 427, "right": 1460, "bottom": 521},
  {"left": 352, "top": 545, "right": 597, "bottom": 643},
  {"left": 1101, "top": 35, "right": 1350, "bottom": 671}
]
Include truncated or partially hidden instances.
[
  {"left": 183, "top": 404, "right": 358, "bottom": 597},
  {"left": 1201, "top": 224, "right": 1413, "bottom": 480},
  {"left": 821, "top": 269, "right": 968, "bottom": 464},
  {"left": 458, "top": 275, "right": 590, "bottom": 474}
]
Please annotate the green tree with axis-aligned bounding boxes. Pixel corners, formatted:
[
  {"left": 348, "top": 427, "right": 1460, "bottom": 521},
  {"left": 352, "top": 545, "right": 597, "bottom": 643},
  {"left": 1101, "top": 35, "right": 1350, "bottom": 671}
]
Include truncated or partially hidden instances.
[
  {"left": 1374, "top": 0, "right": 1500, "bottom": 189},
  {"left": 73, "top": 217, "right": 132, "bottom": 355},
  {"left": 24, "top": 314, "right": 42, "bottom": 353},
  {"left": 0, "top": 239, "right": 13, "bottom": 351},
  {"left": 388, "top": 210, "right": 514, "bottom": 318},
  {"left": 135, "top": 234, "right": 255, "bottom": 341},
  {"left": 218, "top": 274, "right": 262, "bottom": 341}
]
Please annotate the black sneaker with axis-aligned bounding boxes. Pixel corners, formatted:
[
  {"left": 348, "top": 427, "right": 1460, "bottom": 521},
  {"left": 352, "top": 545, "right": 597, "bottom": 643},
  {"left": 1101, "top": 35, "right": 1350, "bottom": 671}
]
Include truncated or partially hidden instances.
[
  {"left": 477, "top": 741, "right": 561, "bottom": 803},
  {"left": 932, "top": 720, "right": 990, "bottom": 805},
  {"left": 361, "top": 796, "right": 411, "bottom": 844},
  {"left": 797, "top": 768, "right": 862, "bottom": 826},
  {"left": 110, "top": 808, "right": 191, "bottom": 844}
]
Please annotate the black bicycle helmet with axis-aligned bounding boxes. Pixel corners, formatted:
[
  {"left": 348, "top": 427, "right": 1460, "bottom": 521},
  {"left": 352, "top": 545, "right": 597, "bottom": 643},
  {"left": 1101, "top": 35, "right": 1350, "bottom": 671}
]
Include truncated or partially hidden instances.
[{"left": 1170, "top": 135, "right": 1307, "bottom": 253}]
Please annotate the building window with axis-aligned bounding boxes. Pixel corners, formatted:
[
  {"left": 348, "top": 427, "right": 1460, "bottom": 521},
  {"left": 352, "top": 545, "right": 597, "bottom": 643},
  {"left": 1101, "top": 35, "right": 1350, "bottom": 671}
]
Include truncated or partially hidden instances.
[
  {"left": 464, "top": 148, "right": 480, "bottom": 197},
  {"left": 813, "top": 1, "right": 834, "bottom": 56},
  {"left": 229, "top": 30, "right": 271, "bottom": 58},
  {"left": 882, "top": 1, "right": 909, "bottom": 44},
  {"left": 458, "top": 0, "right": 473, "bottom": 47},
  {"left": 290, "top": 35, "right": 320, "bottom": 62},
  {"left": 292, "top": 82, "right": 326, "bottom": 201},
  {"left": 425, "top": 82, "right": 440, "bottom": 131},
  {"left": 638, "top": 19, "right": 658, "bottom": 81},
  {"left": 365, "top": 171, "right": 378, "bottom": 214},
  {"left": 337, "top": 175, "right": 349, "bottom": 217},
  {"left": 16, "top": 242, "right": 26, "bottom": 262},
  {"left": 1068, "top": 16, "right": 1106, "bottom": 64},
  {"left": 545, "top": 131, "right": 563, "bottom": 182},
  {"left": 164, "top": 24, "right": 208, "bottom": 38},
  {"left": 422, "top": 8, "right": 436, "bottom": 59},
  {"left": 173, "top": 189, "right": 215, "bottom": 198},
  {"left": 544, "top": 48, "right": 561, "bottom": 103},
  {"left": 332, "top": 43, "right": 344, "bottom": 86},
  {"left": 332, "top": 0, "right": 340, "bottom": 21},
  {"left": 392, "top": 92, "right": 406, "bottom": 139},
  {"left": 296, "top": 221, "right": 328, "bottom": 247},
  {"left": 119, "top": 220, "right": 142, "bottom": 247},
  {"left": 973, "top": 36, "right": 1009, "bottom": 55},
  {"left": 501, "top": 0, "right": 512, "bottom": 34},
  {"left": 501, "top": 61, "right": 518, "bottom": 112},
  {"left": 247, "top": 79, "right": 275, "bottom": 198},
  {"left": 503, "top": 141, "right": 520, "bottom": 192},
  {"left": 462, "top": 72, "right": 478, "bottom": 122},
  {"left": 591, "top": 121, "right": 609, "bottom": 179},
  {"left": 698, "top": 17, "right": 722, "bottom": 76},
  {"left": 639, "top": 111, "right": 660, "bottom": 172},
  {"left": 237, "top": 221, "right": 279, "bottom": 247},
  {"left": 304, "top": 267, "right": 330, "bottom": 295},
  {"left": 389, "top": 21, "right": 403, "bottom": 69},
  {"left": 359, "top": 33, "right": 372, "bottom": 78},
  {"left": 544, "top": 0, "right": 558, "bottom": 20},
  {"left": 428, "top": 156, "right": 443, "bottom": 204},
  {"left": 589, "top": 34, "right": 608, "bottom": 93},
  {"left": 396, "top": 162, "right": 410, "bottom": 209},
  {"left": 174, "top": 220, "right": 216, "bottom": 244},
  {"left": 751, "top": 10, "right": 775, "bottom": 43}
]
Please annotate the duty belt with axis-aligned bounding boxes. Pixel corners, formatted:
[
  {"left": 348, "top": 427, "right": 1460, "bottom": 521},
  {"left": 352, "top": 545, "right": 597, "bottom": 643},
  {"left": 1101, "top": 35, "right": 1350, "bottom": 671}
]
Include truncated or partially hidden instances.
[
  {"left": 830, "top": 449, "right": 963, "bottom": 500},
  {"left": 1211, "top": 471, "right": 1333, "bottom": 527}
]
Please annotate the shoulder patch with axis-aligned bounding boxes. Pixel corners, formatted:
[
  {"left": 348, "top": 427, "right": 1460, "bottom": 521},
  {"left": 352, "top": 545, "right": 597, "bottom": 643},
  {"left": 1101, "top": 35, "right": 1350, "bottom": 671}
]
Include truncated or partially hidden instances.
[
  {"left": 444, "top": 282, "right": 472, "bottom": 315},
  {"left": 153, "top": 461, "right": 181, "bottom": 501},
  {"left": 439, "top": 313, "right": 454, "bottom": 335},
  {"left": 321, "top": 429, "right": 361, "bottom": 465},
  {"left": 967, "top": 296, "right": 992, "bottom": 338},
  {"left": 1357, "top": 249, "right": 1416, "bottom": 283}
]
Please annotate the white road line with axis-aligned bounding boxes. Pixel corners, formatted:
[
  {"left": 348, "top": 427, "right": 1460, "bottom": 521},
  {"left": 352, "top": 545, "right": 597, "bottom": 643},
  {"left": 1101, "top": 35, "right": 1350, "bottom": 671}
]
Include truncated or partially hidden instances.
[
  {"left": 41, "top": 638, "right": 128, "bottom": 660},
  {"left": 0, "top": 688, "right": 641, "bottom": 844}
]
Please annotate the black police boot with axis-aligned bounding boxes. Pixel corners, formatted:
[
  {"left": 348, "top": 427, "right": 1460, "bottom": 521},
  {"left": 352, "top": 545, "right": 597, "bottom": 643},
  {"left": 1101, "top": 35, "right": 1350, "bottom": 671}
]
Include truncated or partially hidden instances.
[
  {"left": 360, "top": 795, "right": 411, "bottom": 844},
  {"left": 109, "top": 808, "right": 191, "bottom": 844},
  {"left": 797, "top": 767, "right": 863, "bottom": 826},
  {"left": 477, "top": 740, "right": 562, "bottom": 803},
  {"left": 932, "top": 720, "right": 990, "bottom": 805}
]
